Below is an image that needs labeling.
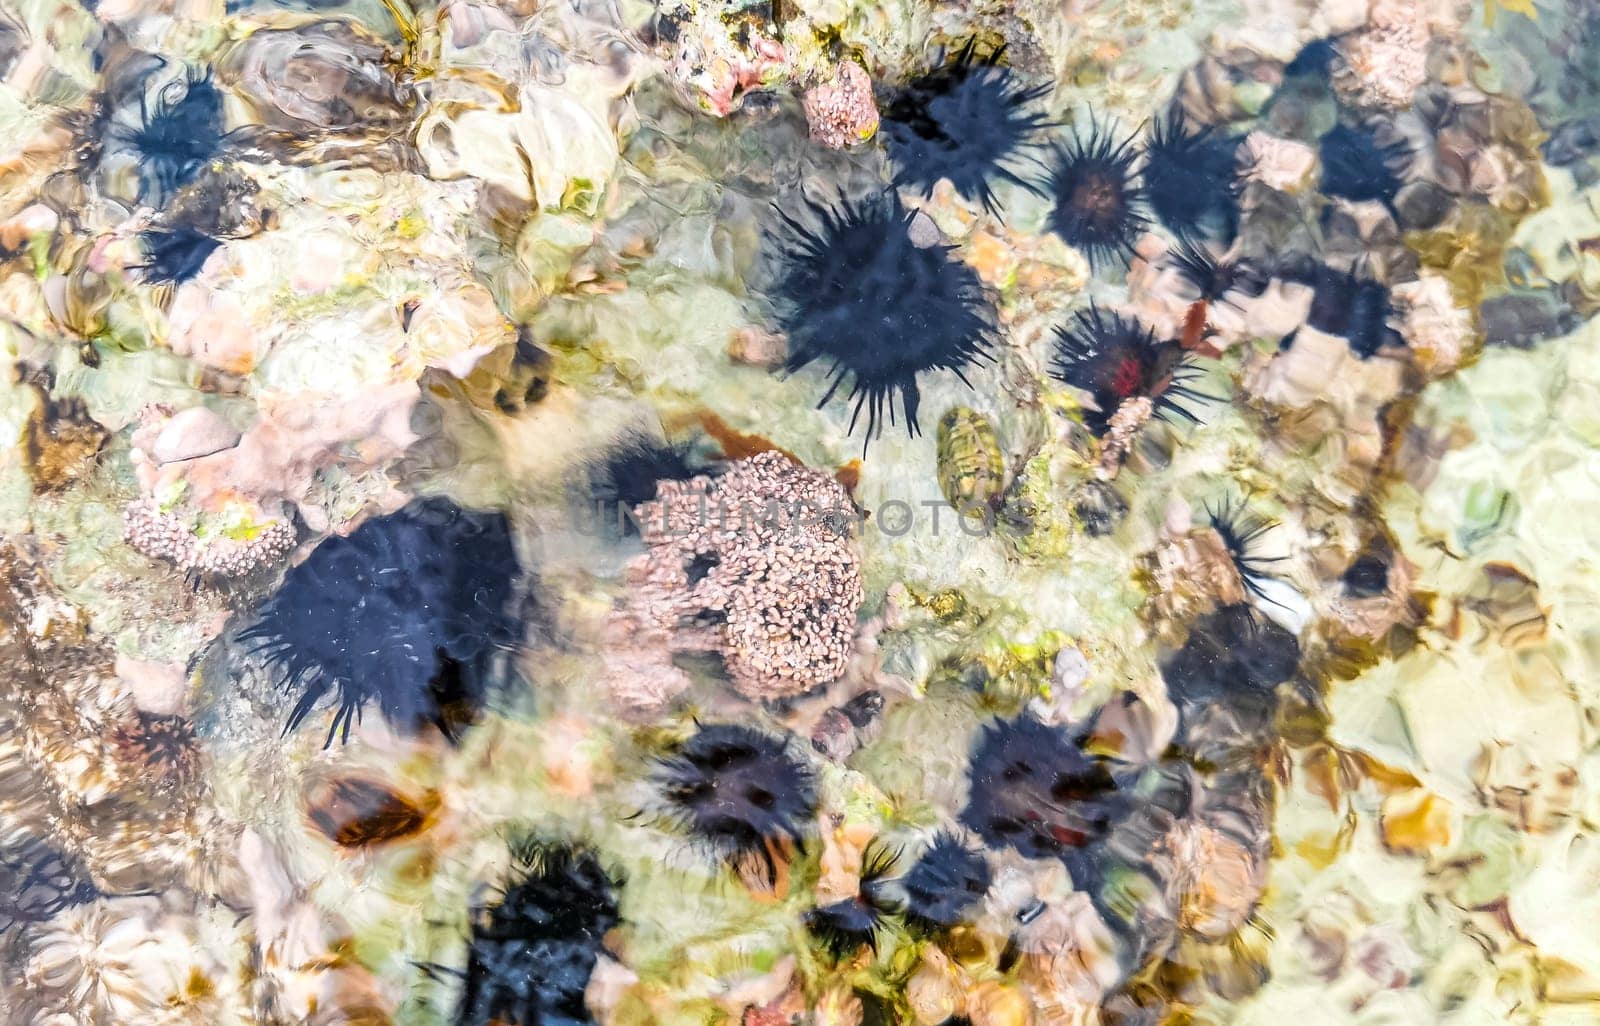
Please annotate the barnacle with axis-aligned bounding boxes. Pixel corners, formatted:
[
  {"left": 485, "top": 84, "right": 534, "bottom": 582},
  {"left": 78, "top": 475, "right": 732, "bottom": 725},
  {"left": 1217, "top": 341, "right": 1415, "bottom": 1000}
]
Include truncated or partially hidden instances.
[
  {"left": 1142, "top": 110, "right": 1244, "bottom": 243},
  {"left": 881, "top": 41, "right": 1053, "bottom": 212},
  {"left": 1159, "top": 604, "right": 1301, "bottom": 708},
  {"left": 960, "top": 715, "right": 1128, "bottom": 874},
  {"left": 111, "top": 67, "right": 227, "bottom": 206},
  {"left": 769, "top": 191, "right": 996, "bottom": 447},
  {"left": 653, "top": 723, "right": 818, "bottom": 882},
  {"left": 1204, "top": 498, "right": 1286, "bottom": 603},
  {"left": 1045, "top": 119, "right": 1147, "bottom": 267},
  {"left": 804, "top": 844, "right": 903, "bottom": 955},
  {"left": 455, "top": 840, "right": 621, "bottom": 1026},
  {"left": 238, "top": 497, "right": 525, "bottom": 746},
  {"left": 1318, "top": 122, "right": 1411, "bottom": 210},
  {"left": 898, "top": 832, "right": 992, "bottom": 934},
  {"left": 1048, "top": 303, "right": 1202, "bottom": 436},
  {"left": 136, "top": 225, "right": 221, "bottom": 286}
]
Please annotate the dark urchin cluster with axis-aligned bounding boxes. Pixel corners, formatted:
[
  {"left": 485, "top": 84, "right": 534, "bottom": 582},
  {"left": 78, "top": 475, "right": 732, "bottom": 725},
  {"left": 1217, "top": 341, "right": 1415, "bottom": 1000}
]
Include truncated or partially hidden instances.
[
  {"left": 960, "top": 715, "right": 1129, "bottom": 884},
  {"left": 880, "top": 41, "right": 1053, "bottom": 213},
  {"left": 1049, "top": 303, "right": 1202, "bottom": 436},
  {"left": 770, "top": 191, "right": 996, "bottom": 448},
  {"left": 111, "top": 67, "right": 227, "bottom": 206},
  {"left": 1142, "top": 110, "right": 1244, "bottom": 243},
  {"left": 577, "top": 433, "right": 702, "bottom": 538},
  {"left": 1045, "top": 119, "right": 1147, "bottom": 267},
  {"left": 652, "top": 724, "right": 818, "bottom": 883},
  {"left": 240, "top": 497, "right": 525, "bottom": 747},
  {"left": 455, "top": 840, "right": 622, "bottom": 1026}
]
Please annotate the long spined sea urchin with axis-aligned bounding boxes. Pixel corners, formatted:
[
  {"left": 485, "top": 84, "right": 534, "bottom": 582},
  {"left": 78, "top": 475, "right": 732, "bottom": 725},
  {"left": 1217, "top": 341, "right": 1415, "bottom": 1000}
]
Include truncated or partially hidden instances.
[
  {"left": 880, "top": 41, "right": 1053, "bottom": 212},
  {"left": 1048, "top": 303, "right": 1203, "bottom": 437},
  {"left": 1045, "top": 118, "right": 1147, "bottom": 267},
  {"left": 770, "top": 191, "right": 996, "bottom": 450},
  {"left": 239, "top": 497, "right": 525, "bottom": 746}
]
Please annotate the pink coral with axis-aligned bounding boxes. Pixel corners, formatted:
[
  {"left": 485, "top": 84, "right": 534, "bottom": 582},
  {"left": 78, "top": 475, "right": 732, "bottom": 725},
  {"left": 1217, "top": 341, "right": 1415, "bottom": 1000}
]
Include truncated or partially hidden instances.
[
  {"left": 802, "top": 61, "right": 880, "bottom": 150},
  {"left": 625, "top": 451, "right": 863, "bottom": 701},
  {"left": 1333, "top": 0, "right": 1431, "bottom": 110}
]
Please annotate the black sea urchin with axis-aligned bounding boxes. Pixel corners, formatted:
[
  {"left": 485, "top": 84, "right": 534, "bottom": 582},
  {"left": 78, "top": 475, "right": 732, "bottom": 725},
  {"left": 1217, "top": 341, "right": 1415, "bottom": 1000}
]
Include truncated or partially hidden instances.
[
  {"left": 653, "top": 724, "right": 818, "bottom": 882},
  {"left": 899, "top": 832, "right": 992, "bottom": 934},
  {"left": 455, "top": 840, "right": 621, "bottom": 1026},
  {"left": 0, "top": 834, "right": 100, "bottom": 932},
  {"left": 113, "top": 67, "right": 227, "bottom": 206},
  {"left": 1142, "top": 110, "right": 1244, "bottom": 243},
  {"left": 771, "top": 191, "right": 995, "bottom": 448},
  {"left": 1318, "top": 123, "right": 1410, "bottom": 211},
  {"left": 1159, "top": 604, "right": 1301, "bottom": 708},
  {"left": 880, "top": 41, "right": 1052, "bottom": 213},
  {"left": 239, "top": 497, "right": 524, "bottom": 747},
  {"left": 137, "top": 225, "right": 221, "bottom": 286},
  {"left": 1048, "top": 304, "right": 1202, "bottom": 436},
  {"left": 1205, "top": 498, "right": 1286, "bottom": 604},
  {"left": 578, "top": 433, "right": 702, "bottom": 537},
  {"left": 1045, "top": 119, "right": 1147, "bottom": 267},
  {"left": 804, "top": 844, "right": 902, "bottom": 955},
  {"left": 1166, "top": 239, "right": 1266, "bottom": 309},
  {"left": 960, "top": 716, "right": 1129, "bottom": 875},
  {"left": 1292, "top": 263, "right": 1405, "bottom": 358}
]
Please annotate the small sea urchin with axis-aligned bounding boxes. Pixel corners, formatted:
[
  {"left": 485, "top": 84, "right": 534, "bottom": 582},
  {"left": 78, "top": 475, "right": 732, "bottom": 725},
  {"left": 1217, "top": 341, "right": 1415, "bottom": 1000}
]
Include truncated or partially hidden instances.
[
  {"left": 455, "top": 840, "right": 621, "bottom": 1026},
  {"left": 899, "top": 832, "right": 992, "bottom": 934},
  {"left": 137, "top": 225, "right": 221, "bottom": 286},
  {"left": 1292, "top": 263, "right": 1405, "bottom": 358},
  {"left": 804, "top": 844, "right": 903, "bottom": 955},
  {"left": 770, "top": 191, "right": 995, "bottom": 448},
  {"left": 1142, "top": 110, "right": 1244, "bottom": 243},
  {"left": 1318, "top": 122, "right": 1410, "bottom": 210},
  {"left": 1049, "top": 304, "right": 1202, "bottom": 436},
  {"left": 880, "top": 41, "right": 1052, "bottom": 212},
  {"left": 653, "top": 723, "right": 818, "bottom": 882},
  {"left": 1160, "top": 604, "right": 1301, "bottom": 708},
  {"left": 239, "top": 497, "right": 525, "bottom": 746},
  {"left": 1166, "top": 239, "right": 1266, "bottom": 309},
  {"left": 960, "top": 716, "right": 1128, "bottom": 875},
  {"left": 113, "top": 67, "right": 227, "bottom": 206},
  {"left": 1045, "top": 119, "right": 1147, "bottom": 267},
  {"left": 1204, "top": 498, "right": 1286, "bottom": 604}
]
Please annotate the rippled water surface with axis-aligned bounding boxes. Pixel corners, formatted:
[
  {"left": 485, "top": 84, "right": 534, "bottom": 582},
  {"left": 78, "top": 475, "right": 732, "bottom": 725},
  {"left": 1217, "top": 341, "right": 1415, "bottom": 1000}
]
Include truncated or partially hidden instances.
[{"left": 2, "top": 0, "right": 1599, "bottom": 1024}]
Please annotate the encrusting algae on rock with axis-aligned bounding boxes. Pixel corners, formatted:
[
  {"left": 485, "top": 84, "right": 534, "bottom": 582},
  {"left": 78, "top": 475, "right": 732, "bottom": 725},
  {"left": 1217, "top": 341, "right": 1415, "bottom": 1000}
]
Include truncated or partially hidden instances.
[{"left": 1, "top": 0, "right": 1599, "bottom": 1024}]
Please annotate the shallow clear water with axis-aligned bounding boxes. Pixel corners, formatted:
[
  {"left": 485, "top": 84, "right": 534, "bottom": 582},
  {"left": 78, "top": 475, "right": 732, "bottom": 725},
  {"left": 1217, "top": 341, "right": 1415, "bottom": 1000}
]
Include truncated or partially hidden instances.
[{"left": 1, "top": 0, "right": 1598, "bottom": 1024}]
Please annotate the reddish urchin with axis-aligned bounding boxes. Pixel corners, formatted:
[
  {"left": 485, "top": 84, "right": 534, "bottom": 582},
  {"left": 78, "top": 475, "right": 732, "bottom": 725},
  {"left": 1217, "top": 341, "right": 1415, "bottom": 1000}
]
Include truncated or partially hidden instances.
[{"left": 1048, "top": 303, "right": 1203, "bottom": 437}]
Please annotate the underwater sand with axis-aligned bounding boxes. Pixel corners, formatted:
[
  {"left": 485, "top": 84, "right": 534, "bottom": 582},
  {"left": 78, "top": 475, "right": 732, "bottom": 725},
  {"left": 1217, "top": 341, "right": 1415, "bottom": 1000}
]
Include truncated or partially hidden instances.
[{"left": 1, "top": 0, "right": 1598, "bottom": 1023}]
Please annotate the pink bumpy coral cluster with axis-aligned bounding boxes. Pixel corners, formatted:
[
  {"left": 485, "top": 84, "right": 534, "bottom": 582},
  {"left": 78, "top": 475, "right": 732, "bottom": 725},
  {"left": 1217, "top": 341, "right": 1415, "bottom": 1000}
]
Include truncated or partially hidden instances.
[
  {"left": 122, "top": 497, "right": 296, "bottom": 577},
  {"left": 625, "top": 451, "right": 864, "bottom": 701}
]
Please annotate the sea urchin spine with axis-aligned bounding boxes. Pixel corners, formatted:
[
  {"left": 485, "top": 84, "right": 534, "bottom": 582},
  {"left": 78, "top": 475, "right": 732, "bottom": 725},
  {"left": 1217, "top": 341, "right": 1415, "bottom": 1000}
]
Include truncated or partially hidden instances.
[
  {"left": 1141, "top": 109, "right": 1245, "bottom": 243},
  {"left": 114, "top": 67, "right": 227, "bottom": 206},
  {"left": 769, "top": 190, "right": 995, "bottom": 450}
]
